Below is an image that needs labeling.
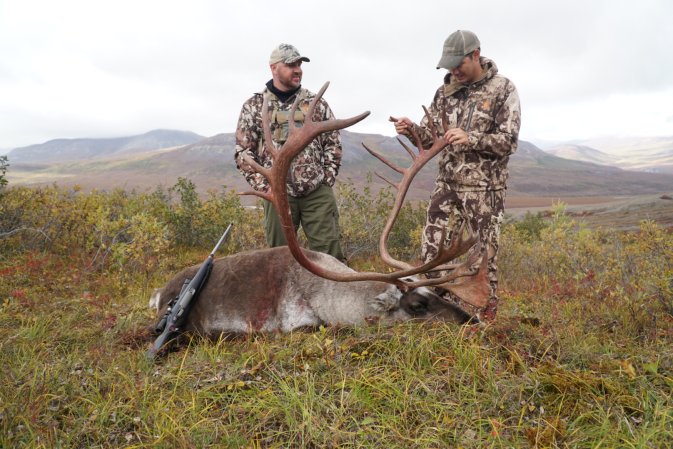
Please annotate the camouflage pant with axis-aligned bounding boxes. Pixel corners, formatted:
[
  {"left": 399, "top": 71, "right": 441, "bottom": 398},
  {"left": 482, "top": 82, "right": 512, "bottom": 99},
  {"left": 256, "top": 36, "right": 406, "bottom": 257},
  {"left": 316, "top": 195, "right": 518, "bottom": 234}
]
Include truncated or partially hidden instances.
[{"left": 422, "top": 184, "right": 505, "bottom": 320}]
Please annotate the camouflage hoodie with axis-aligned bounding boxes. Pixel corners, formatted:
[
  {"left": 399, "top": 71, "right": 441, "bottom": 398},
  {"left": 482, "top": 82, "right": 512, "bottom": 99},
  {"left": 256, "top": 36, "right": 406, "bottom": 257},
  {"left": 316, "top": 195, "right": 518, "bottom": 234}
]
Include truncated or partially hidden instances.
[
  {"left": 414, "top": 57, "right": 521, "bottom": 191},
  {"left": 234, "top": 86, "right": 342, "bottom": 197}
]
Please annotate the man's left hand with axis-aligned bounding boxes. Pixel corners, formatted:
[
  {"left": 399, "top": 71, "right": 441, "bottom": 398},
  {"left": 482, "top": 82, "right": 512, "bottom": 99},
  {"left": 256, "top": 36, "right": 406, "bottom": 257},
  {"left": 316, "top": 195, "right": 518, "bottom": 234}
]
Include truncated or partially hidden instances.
[{"left": 444, "top": 128, "right": 469, "bottom": 146}]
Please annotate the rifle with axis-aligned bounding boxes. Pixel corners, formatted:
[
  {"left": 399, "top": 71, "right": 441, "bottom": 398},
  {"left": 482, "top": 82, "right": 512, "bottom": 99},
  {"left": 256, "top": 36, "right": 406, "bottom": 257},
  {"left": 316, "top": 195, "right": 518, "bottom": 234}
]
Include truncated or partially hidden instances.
[{"left": 147, "top": 223, "right": 233, "bottom": 359}]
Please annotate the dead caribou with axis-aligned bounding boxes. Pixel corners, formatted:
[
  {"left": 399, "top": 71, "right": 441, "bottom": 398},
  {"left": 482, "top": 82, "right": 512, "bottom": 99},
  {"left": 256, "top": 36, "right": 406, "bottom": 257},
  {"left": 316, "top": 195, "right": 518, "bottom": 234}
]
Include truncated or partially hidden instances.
[
  {"left": 149, "top": 246, "right": 473, "bottom": 337},
  {"left": 149, "top": 82, "right": 490, "bottom": 341}
]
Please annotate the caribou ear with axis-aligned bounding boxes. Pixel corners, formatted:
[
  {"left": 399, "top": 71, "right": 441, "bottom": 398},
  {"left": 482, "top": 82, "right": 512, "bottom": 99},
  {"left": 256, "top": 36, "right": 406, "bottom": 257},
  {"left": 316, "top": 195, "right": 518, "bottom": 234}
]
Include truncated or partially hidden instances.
[{"left": 371, "top": 286, "right": 403, "bottom": 312}]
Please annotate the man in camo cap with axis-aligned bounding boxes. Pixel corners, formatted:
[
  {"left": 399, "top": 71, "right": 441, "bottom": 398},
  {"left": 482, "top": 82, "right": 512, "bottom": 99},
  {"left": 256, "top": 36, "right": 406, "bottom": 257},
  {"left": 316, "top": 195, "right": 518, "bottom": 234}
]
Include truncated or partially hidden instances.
[
  {"left": 393, "top": 30, "right": 521, "bottom": 322},
  {"left": 234, "top": 44, "right": 345, "bottom": 261}
]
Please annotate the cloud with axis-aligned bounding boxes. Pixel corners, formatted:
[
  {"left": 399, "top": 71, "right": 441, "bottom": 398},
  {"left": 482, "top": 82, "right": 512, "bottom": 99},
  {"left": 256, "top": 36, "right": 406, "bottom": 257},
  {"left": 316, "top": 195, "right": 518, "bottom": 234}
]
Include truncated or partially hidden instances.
[{"left": 1, "top": 0, "right": 672, "bottom": 149}]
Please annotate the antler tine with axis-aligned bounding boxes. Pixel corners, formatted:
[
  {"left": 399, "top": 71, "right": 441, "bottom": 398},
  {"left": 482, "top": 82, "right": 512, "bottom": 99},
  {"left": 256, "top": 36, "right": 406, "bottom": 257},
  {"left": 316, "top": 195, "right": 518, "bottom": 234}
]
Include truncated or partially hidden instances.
[
  {"left": 362, "top": 142, "right": 405, "bottom": 174},
  {"left": 239, "top": 153, "right": 271, "bottom": 182},
  {"left": 305, "top": 81, "right": 330, "bottom": 125},
  {"left": 286, "top": 85, "right": 307, "bottom": 136},
  {"left": 428, "top": 221, "right": 479, "bottom": 270},
  {"left": 286, "top": 81, "right": 370, "bottom": 153},
  {"left": 374, "top": 171, "right": 399, "bottom": 189},
  {"left": 422, "top": 106, "right": 434, "bottom": 122},
  {"left": 403, "top": 105, "right": 437, "bottom": 156},
  {"left": 396, "top": 136, "right": 417, "bottom": 160},
  {"left": 261, "top": 94, "right": 280, "bottom": 159},
  {"left": 441, "top": 108, "right": 448, "bottom": 135},
  {"left": 238, "top": 184, "right": 272, "bottom": 202},
  {"left": 422, "top": 105, "right": 438, "bottom": 141}
]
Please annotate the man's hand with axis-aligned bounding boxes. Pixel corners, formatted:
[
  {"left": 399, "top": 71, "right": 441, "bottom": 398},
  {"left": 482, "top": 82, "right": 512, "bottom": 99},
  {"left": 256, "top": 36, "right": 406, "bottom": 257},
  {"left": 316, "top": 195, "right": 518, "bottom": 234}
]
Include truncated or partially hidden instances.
[
  {"left": 444, "top": 128, "right": 469, "bottom": 145},
  {"left": 389, "top": 116, "right": 414, "bottom": 136}
]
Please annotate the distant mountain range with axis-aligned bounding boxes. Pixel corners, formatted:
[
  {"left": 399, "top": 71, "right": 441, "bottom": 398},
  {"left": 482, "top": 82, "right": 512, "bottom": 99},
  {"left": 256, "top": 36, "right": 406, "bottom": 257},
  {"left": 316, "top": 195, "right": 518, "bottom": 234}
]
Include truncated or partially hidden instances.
[
  {"left": 545, "top": 136, "right": 673, "bottom": 174},
  {"left": 7, "top": 129, "right": 204, "bottom": 163},
  {"left": 6, "top": 129, "right": 673, "bottom": 202}
]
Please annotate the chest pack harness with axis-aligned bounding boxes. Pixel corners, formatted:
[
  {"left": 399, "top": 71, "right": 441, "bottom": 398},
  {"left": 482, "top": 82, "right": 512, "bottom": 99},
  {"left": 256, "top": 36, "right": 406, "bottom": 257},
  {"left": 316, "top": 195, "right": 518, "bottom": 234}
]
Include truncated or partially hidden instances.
[{"left": 262, "top": 90, "right": 308, "bottom": 146}]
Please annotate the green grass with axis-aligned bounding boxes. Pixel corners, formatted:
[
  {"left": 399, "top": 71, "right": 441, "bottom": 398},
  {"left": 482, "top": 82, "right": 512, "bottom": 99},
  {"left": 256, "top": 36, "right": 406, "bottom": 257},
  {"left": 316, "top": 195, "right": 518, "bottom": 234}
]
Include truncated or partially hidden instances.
[
  {"left": 1, "top": 249, "right": 672, "bottom": 448},
  {"left": 1, "top": 196, "right": 673, "bottom": 448}
]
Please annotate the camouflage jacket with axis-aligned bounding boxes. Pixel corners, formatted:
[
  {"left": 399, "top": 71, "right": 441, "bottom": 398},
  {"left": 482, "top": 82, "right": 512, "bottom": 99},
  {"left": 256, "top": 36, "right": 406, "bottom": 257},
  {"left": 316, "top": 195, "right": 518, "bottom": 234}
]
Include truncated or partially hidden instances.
[
  {"left": 413, "top": 57, "right": 521, "bottom": 191},
  {"left": 234, "top": 86, "right": 342, "bottom": 197}
]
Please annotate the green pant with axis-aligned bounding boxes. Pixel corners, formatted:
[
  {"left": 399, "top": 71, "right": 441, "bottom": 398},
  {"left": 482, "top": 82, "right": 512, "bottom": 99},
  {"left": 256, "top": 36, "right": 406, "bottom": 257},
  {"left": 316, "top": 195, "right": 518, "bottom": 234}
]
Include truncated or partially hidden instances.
[{"left": 263, "top": 184, "right": 345, "bottom": 261}]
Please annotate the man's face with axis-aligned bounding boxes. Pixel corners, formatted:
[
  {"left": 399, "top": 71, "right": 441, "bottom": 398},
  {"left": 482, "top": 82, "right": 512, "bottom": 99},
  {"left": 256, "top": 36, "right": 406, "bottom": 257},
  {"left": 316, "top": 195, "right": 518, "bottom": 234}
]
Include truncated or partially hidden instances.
[
  {"left": 271, "top": 61, "right": 303, "bottom": 91},
  {"left": 450, "top": 51, "right": 482, "bottom": 84}
]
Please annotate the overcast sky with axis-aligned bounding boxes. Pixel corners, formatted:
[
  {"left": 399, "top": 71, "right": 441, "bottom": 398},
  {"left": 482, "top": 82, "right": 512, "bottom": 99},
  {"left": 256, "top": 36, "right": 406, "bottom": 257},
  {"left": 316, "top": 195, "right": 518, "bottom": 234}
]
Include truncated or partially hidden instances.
[{"left": 1, "top": 0, "right": 672, "bottom": 151}]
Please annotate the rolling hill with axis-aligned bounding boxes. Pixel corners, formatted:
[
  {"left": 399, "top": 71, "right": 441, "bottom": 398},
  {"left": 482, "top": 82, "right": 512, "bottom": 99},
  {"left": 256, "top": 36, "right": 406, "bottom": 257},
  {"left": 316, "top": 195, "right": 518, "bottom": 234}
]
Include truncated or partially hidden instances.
[
  {"left": 6, "top": 130, "right": 673, "bottom": 204},
  {"left": 7, "top": 129, "right": 204, "bottom": 163}
]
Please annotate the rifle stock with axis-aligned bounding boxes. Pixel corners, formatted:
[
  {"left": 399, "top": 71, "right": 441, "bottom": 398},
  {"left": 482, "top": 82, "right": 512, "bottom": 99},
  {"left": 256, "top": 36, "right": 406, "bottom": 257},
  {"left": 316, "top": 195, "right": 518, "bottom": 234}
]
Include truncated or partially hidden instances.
[{"left": 147, "top": 223, "right": 233, "bottom": 359}]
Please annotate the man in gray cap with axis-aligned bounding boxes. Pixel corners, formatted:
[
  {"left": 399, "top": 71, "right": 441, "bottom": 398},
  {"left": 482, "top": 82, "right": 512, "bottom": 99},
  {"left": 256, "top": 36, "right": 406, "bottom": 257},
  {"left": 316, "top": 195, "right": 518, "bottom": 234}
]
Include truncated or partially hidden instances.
[
  {"left": 392, "top": 30, "right": 521, "bottom": 322},
  {"left": 234, "top": 44, "right": 345, "bottom": 261}
]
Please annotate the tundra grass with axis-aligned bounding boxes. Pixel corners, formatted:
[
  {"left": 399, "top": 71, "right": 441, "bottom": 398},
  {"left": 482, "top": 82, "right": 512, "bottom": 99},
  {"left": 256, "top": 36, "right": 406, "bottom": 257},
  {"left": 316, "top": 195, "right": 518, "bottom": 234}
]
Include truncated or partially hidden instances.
[{"left": 1, "top": 250, "right": 672, "bottom": 448}]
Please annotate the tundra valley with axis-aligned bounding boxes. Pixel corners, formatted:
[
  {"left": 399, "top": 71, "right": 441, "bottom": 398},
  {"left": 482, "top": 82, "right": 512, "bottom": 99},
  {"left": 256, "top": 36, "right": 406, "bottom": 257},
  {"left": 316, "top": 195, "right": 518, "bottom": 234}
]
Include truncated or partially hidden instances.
[{"left": 1, "top": 130, "right": 672, "bottom": 448}]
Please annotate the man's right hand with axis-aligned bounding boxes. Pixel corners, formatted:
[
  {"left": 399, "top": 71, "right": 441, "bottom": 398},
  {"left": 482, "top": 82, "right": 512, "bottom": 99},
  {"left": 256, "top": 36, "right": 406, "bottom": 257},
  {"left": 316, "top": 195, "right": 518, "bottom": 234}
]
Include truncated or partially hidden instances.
[{"left": 389, "top": 116, "right": 414, "bottom": 136}]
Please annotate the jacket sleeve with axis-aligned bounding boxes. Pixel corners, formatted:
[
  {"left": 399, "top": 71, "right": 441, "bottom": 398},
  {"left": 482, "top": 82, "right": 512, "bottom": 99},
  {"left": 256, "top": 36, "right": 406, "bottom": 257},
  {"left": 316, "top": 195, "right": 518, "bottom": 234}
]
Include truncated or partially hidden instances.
[
  {"left": 318, "top": 99, "right": 342, "bottom": 187},
  {"left": 234, "top": 98, "right": 270, "bottom": 192},
  {"left": 465, "top": 82, "right": 521, "bottom": 158}
]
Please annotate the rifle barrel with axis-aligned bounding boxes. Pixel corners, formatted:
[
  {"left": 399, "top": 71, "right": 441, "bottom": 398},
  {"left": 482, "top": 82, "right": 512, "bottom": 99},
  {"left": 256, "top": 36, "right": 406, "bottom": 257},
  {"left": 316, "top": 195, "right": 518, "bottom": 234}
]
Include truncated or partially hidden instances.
[{"left": 210, "top": 223, "right": 233, "bottom": 257}]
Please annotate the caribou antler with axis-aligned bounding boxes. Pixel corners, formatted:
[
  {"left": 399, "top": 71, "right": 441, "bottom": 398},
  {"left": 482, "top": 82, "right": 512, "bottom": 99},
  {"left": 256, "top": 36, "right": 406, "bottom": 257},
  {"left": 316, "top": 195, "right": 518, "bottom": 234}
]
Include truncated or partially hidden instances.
[
  {"left": 365, "top": 109, "right": 478, "bottom": 272},
  {"left": 240, "top": 82, "right": 489, "bottom": 308},
  {"left": 360, "top": 108, "right": 489, "bottom": 306}
]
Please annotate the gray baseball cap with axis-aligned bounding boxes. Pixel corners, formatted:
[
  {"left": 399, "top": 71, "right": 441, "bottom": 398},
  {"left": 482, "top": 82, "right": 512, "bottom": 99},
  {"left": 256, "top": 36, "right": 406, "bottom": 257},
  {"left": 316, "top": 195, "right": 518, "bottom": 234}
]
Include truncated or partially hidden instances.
[
  {"left": 436, "top": 30, "right": 480, "bottom": 70},
  {"left": 269, "top": 44, "right": 310, "bottom": 65}
]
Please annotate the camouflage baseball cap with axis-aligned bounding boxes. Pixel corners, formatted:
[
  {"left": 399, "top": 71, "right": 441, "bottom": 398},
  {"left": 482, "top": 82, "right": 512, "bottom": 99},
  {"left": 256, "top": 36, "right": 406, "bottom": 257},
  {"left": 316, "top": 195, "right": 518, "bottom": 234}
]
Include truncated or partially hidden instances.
[
  {"left": 269, "top": 44, "right": 310, "bottom": 65},
  {"left": 437, "top": 30, "right": 480, "bottom": 70}
]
